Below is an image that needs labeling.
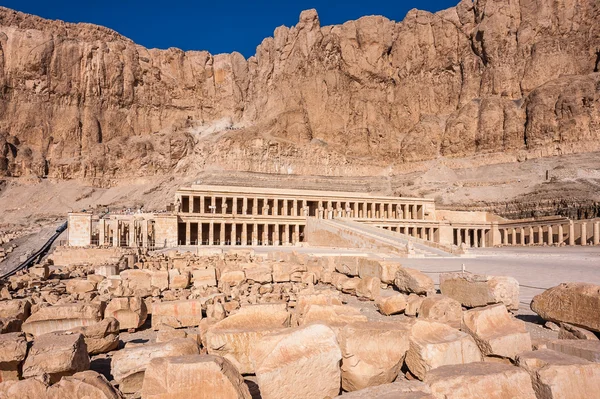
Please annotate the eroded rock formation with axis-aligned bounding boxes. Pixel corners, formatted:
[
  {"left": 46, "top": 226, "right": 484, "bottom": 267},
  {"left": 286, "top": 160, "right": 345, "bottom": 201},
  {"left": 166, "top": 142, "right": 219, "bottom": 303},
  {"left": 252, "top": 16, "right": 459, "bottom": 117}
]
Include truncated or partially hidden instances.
[{"left": 0, "top": 0, "right": 599, "bottom": 183}]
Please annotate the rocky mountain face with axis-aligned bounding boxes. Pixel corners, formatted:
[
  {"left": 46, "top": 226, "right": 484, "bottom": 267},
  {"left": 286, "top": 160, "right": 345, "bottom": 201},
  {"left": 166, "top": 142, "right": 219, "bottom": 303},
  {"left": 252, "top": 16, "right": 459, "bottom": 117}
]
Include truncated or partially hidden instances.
[{"left": 0, "top": 0, "right": 599, "bottom": 184}]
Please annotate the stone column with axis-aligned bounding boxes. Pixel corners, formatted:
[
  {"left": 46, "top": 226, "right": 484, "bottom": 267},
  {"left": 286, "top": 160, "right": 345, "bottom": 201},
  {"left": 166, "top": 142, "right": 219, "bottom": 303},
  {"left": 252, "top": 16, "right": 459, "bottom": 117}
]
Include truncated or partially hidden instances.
[
  {"left": 210, "top": 196, "right": 216, "bottom": 215},
  {"left": 241, "top": 223, "right": 248, "bottom": 245},
  {"left": 200, "top": 196, "right": 205, "bottom": 214},
  {"left": 274, "top": 224, "right": 280, "bottom": 246},
  {"left": 112, "top": 220, "right": 119, "bottom": 247},
  {"left": 528, "top": 226, "right": 534, "bottom": 246},
  {"left": 538, "top": 226, "right": 544, "bottom": 245},
  {"left": 221, "top": 197, "right": 228, "bottom": 215},
  {"left": 362, "top": 202, "right": 367, "bottom": 218},
  {"left": 581, "top": 222, "right": 587, "bottom": 246},
  {"left": 220, "top": 222, "right": 226, "bottom": 245},
  {"left": 292, "top": 200, "right": 298, "bottom": 217},
  {"left": 252, "top": 223, "right": 258, "bottom": 246},
  {"left": 473, "top": 230, "right": 479, "bottom": 248},
  {"left": 283, "top": 200, "right": 288, "bottom": 217},
  {"left": 142, "top": 220, "right": 149, "bottom": 248},
  {"left": 302, "top": 200, "right": 308, "bottom": 217},
  {"left": 232, "top": 197, "right": 238, "bottom": 215},
  {"left": 352, "top": 202, "right": 357, "bottom": 218},
  {"left": 252, "top": 198, "right": 258, "bottom": 216},
  {"left": 263, "top": 225, "right": 268, "bottom": 246},
  {"left": 511, "top": 228, "right": 517, "bottom": 246},
  {"left": 294, "top": 224, "right": 300, "bottom": 244},
  {"left": 209, "top": 222, "right": 214, "bottom": 245},
  {"left": 283, "top": 224, "right": 289, "bottom": 245},
  {"left": 185, "top": 222, "right": 191, "bottom": 245},
  {"left": 547, "top": 225, "right": 553, "bottom": 245},
  {"left": 519, "top": 227, "right": 525, "bottom": 245},
  {"left": 557, "top": 224, "right": 564, "bottom": 245},
  {"left": 568, "top": 221, "right": 575, "bottom": 245},
  {"left": 242, "top": 197, "right": 248, "bottom": 215},
  {"left": 593, "top": 221, "right": 600, "bottom": 246},
  {"left": 98, "top": 219, "right": 105, "bottom": 246},
  {"left": 481, "top": 229, "right": 486, "bottom": 248},
  {"left": 273, "top": 199, "right": 279, "bottom": 216},
  {"left": 465, "top": 229, "right": 471, "bottom": 247},
  {"left": 231, "top": 224, "right": 237, "bottom": 245}
]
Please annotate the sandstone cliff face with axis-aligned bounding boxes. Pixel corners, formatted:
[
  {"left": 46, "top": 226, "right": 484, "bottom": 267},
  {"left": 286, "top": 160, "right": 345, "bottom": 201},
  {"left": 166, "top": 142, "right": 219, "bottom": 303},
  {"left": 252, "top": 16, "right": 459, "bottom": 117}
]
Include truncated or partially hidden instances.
[{"left": 0, "top": 0, "right": 599, "bottom": 183}]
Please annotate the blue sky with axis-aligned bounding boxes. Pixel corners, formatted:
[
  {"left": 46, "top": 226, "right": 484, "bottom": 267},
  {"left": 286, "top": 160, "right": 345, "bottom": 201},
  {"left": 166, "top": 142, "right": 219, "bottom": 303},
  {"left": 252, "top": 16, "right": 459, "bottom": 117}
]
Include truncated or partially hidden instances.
[{"left": 2, "top": 0, "right": 458, "bottom": 58}]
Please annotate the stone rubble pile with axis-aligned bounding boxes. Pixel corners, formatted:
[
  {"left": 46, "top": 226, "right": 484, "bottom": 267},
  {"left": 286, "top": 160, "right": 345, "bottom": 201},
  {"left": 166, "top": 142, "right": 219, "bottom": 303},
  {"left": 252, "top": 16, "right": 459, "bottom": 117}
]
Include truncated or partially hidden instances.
[{"left": 0, "top": 248, "right": 597, "bottom": 398}]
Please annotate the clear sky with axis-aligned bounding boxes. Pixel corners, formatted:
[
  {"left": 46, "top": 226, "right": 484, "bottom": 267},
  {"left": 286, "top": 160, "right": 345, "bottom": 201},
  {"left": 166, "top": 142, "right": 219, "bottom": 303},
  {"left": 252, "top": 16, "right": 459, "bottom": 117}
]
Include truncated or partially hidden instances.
[{"left": 2, "top": 0, "right": 459, "bottom": 58}]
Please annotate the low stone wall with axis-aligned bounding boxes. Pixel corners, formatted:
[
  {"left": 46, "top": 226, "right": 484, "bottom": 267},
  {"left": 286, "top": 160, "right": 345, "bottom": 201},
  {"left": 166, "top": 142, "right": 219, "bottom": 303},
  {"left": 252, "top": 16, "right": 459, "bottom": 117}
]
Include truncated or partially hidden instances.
[{"left": 49, "top": 247, "right": 132, "bottom": 267}]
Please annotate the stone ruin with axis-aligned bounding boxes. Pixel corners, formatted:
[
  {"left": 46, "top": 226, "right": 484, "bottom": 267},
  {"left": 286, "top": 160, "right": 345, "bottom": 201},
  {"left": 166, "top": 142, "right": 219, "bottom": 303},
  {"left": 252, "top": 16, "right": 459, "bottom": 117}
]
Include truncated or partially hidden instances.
[{"left": 0, "top": 248, "right": 598, "bottom": 398}]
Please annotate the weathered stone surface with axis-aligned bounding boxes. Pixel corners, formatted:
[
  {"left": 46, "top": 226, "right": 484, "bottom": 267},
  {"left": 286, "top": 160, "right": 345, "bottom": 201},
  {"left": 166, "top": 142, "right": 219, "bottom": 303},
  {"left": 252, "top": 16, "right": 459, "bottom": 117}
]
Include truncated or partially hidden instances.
[
  {"left": 417, "top": 296, "right": 462, "bottom": 329},
  {"left": 22, "top": 332, "right": 90, "bottom": 384},
  {"left": 243, "top": 265, "right": 272, "bottom": 284},
  {"left": 168, "top": 270, "right": 190, "bottom": 289},
  {"left": 545, "top": 339, "right": 600, "bottom": 363},
  {"left": 405, "top": 294, "right": 424, "bottom": 317},
  {"left": 334, "top": 257, "right": 360, "bottom": 277},
  {"left": 47, "top": 370, "right": 123, "bottom": 399},
  {"left": 378, "top": 261, "right": 402, "bottom": 285},
  {"left": 251, "top": 324, "right": 341, "bottom": 399},
  {"left": 439, "top": 273, "right": 519, "bottom": 311},
  {"left": 517, "top": 349, "right": 600, "bottom": 399},
  {"left": 299, "top": 304, "right": 367, "bottom": 327},
  {"left": 405, "top": 320, "right": 481, "bottom": 380},
  {"left": 296, "top": 292, "right": 342, "bottom": 316},
  {"left": 0, "top": 318, "right": 22, "bottom": 334},
  {"left": 462, "top": 304, "right": 531, "bottom": 360},
  {"left": 425, "top": 362, "right": 537, "bottom": 399},
  {"left": 205, "top": 304, "right": 290, "bottom": 374},
  {"left": 394, "top": 269, "right": 434, "bottom": 295},
  {"left": 0, "top": 333, "right": 28, "bottom": 382},
  {"left": 334, "top": 380, "right": 433, "bottom": 399},
  {"left": 357, "top": 258, "right": 382, "bottom": 280},
  {"left": 531, "top": 283, "right": 600, "bottom": 332},
  {"left": 377, "top": 294, "right": 408, "bottom": 316},
  {"left": 559, "top": 323, "right": 599, "bottom": 341},
  {"left": 0, "top": 376, "right": 49, "bottom": 399},
  {"left": 340, "top": 321, "right": 412, "bottom": 391},
  {"left": 155, "top": 329, "right": 188, "bottom": 343},
  {"left": 22, "top": 302, "right": 103, "bottom": 336},
  {"left": 65, "top": 279, "right": 97, "bottom": 295},
  {"left": 355, "top": 276, "right": 381, "bottom": 301},
  {"left": 0, "top": 299, "right": 31, "bottom": 322},
  {"left": 193, "top": 268, "right": 217, "bottom": 288},
  {"left": 104, "top": 297, "right": 147, "bottom": 330},
  {"left": 141, "top": 355, "right": 251, "bottom": 399},
  {"left": 67, "top": 318, "right": 120, "bottom": 355},
  {"left": 151, "top": 300, "right": 203, "bottom": 329},
  {"left": 111, "top": 338, "right": 199, "bottom": 394}
]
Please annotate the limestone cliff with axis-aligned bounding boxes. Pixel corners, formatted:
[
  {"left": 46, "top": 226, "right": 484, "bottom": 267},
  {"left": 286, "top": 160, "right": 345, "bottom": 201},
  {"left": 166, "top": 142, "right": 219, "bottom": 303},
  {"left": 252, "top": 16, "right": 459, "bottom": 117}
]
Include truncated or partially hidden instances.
[{"left": 0, "top": 0, "right": 599, "bottom": 183}]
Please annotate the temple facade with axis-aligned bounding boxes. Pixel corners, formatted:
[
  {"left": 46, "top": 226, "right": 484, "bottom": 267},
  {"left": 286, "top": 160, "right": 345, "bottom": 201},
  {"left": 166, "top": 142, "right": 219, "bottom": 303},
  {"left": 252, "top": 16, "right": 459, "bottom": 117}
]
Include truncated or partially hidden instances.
[{"left": 67, "top": 185, "right": 600, "bottom": 251}]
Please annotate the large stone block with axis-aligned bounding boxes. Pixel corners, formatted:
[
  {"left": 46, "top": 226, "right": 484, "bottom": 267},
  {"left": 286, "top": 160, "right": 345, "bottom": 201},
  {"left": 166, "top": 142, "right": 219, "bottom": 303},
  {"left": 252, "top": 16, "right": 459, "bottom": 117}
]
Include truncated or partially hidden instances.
[
  {"left": 204, "top": 304, "right": 291, "bottom": 374},
  {"left": 439, "top": 272, "right": 519, "bottom": 311},
  {"left": 242, "top": 264, "right": 273, "bottom": 283},
  {"left": 340, "top": 321, "right": 412, "bottom": 391},
  {"left": 192, "top": 268, "right": 217, "bottom": 288},
  {"left": 405, "top": 320, "right": 482, "bottom": 380},
  {"left": 417, "top": 296, "right": 462, "bottom": 329},
  {"left": 22, "top": 302, "right": 104, "bottom": 336},
  {"left": 141, "top": 355, "right": 251, "bottom": 399},
  {"left": 168, "top": 269, "right": 190, "bottom": 289},
  {"left": 334, "top": 380, "right": 433, "bottom": 399},
  {"left": 558, "top": 323, "right": 599, "bottom": 341},
  {"left": 298, "top": 304, "right": 368, "bottom": 327},
  {"left": 356, "top": 276, "right": 381, "bottom": 301},
  {"left": 22, "top": 332, "right": 90, "bottom": 384},
  {"left": 111, "top": 338, "right": 199, "bottom": 394},
  {"left": 251, "top": 324, "right": 342, "bottom": 399},
  {"left": 0, "top": 299, "right": 31, "bottom": 322},
  {"left": 394, "top": 268, "right": 434, "bottom": 295},
  {"left": 296, "top": 292, "right": 342, "bottom": 316},
  {"left": 65, "top": 279, "right": 97, "bottom": 295},
  {"left": 357, "top": 258, "right": 382, "bottom": 280},
  {"left": 105, "top": 297, "right": 147, "bottom": 330},
  {"left": 545, "top": 339, "right": 600, "bottom": 362},
  {"left": 531, "top": 283, "right": 600, "bottom": 332},
  {"left": 334, "top": 257, "right": 360, "bottom": 277},
  {"left": 0, "top": 332, "right": 28, "bottom": 381},
  {"left": 0, "top": 377, "right": 49, "bottom": 399},
  {"left": 46, "top": 370, "right": 123, "bottom": 399},
  {"left": 462, "top": 304, "right": 531, "bottom": 360},
  {"left": 425, "top": 362, "right": 537, "bottom": 398},
  {"left": 378, "top": 261, "right": 403, "bottom": 285},
  {"left": 67, "top": 318, "right": 120, "bottom": 355},
  {"left": 377, "top": 294, "right": 408, "bottom": 316},
  {"left": 517, "top": 349, "right": 600, "bottom": 399},
  {"left": 151, "top": 300, "right": 203, "bottom": 329}
]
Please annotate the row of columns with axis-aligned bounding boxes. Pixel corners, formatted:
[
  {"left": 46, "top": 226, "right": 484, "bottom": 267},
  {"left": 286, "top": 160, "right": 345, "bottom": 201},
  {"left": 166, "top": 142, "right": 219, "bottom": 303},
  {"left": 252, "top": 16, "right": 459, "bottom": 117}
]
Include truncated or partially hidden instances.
[
  {"left": 180, "top": 222, "right": 305, "bottom": 246},
  {"left": 177, "top": 194, "right": 426, "bottom": 220},
  {"left": 500, "top": 221, "right": 600, "bottom": 246},
  {"left": 380, "top": 225, "right": 436, "bottom": 241},
  {"left": 97, "top": 219, "right": 152, "bottom": 248},
  {"left": 454, "top": 228, "right": 488, "bottom": 248}
]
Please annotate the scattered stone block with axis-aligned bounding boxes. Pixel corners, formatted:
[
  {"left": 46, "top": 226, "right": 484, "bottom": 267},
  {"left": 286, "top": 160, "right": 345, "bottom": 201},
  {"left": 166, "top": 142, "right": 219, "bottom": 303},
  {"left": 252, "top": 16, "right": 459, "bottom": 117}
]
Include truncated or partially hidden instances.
[
  {"left": 334, "top": 380, "right": 433, "bottom": 398},
  {"left": 394, "top": 268, "right": 434, "bottom": 295},
  {"left": 243, "top": 265, "right": 272, "bottom": 283},
  {"left": 417, "top": 295, "right": 462, "bottom": 329},
  {"left": 357, "top": 258, "right": 382, "bottom": 279},
  {"left": 22, "top": 332, "right": 90, "bottom": 384},
  {"left": 219, "top": 270, "right": 246, "bottom": 286},
  {"left": 155, "top": 329, "right": 188, "bottom": 343},
  {"left": 94, "top": 264, "right": 119, "bottom": 278},
  {"left": 517, "top": 349, "right": 600, "bottom": 399},
  {"left": 22, "top": 302, "right": 104, "bottom": 336},
  {"left": 545, "top": 339, "right": 600, "bottom": 362},
  {"left": 0, "top": 299, "right": 31, "bottom": 321},
  {"left": 0, "top": 317, "right": 23, "bottom": 333},
  {"left": 296, "top": 292, "right": 342, "bottom": 316},
  {"left": 0, "top": 332, "right": 28, "bottom": 381},
  {"left": 559, "top": 323, "right": 599, "bottom": 341},
  {"left": 47, "top": 370, "right": 123, "bottom": 399},
  {"left": 378, "top": 261, "right": 403, "bottom": 285},
  {"left": 152, "top": 300, "right": 203, "bottom": 329},
  {"left": 356, "top": 276, "right": 381, "bottom": 301},
  {"left": 30, "top": 265, "right": 49, "bottom": 281},
  {"left": 168, "top": 269, "right": 190, "bottom": 289},
  {"left": 205, "top": 303, "right": 291, "bottom": 374},
  {"left": 105, "top": 297, "right": 147, "bottom": 330},
  {"left": 377, "top": 294, "right": 408, "bottom": 316},
  {"left": 299, "top": 304, "right": 368, "bottom": 327},
  {"left": 425, "top": 362, "right": 537, "bottom": 398},
  {"left": 405, "top": 320, "right": 482, "bottom": 380},
  {"left": 405, "top": 294, "right": 424, "bottom": 317},
  {"left": 251, "top": 324, "right": 341, "bottom": 399},
  {"left": 462, "top": 304, "right": 532, "bottom": 360},
  {"left": 0, "top": 376, "right": 49, "bottom": 399},
  {"left": 67, "top": 318, "right": 120, "bottom": 355},
  {"left": 141, "top": 355, "right": 251, "bottom": 399},
  {"left": 340, "top": 321, "right": 412, "bottom": 391},
  {"left": 439, "top": 272, "right": 520, "bottom": 311},
  {"left": 531, "top": 282, "right": 600, "bottom": 332},
  {"left": 111, "top": 338, "right": 199, "bottom": 394},
  {"left": 65, "top": 279, "right": 97, "bottom": 295},
  {"left": 334, "top": 257, "right": 360, "bottom": 277},
  {"left": 192, "top": 268, "right": 217, "bottom": 288}
]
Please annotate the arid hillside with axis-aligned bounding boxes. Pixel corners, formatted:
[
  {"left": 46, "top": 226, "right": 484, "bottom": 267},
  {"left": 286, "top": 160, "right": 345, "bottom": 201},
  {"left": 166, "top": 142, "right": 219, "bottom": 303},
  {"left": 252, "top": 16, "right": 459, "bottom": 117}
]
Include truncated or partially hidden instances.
[{"left": 0, "top": 0, "right": 599, "bottom": 183}]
